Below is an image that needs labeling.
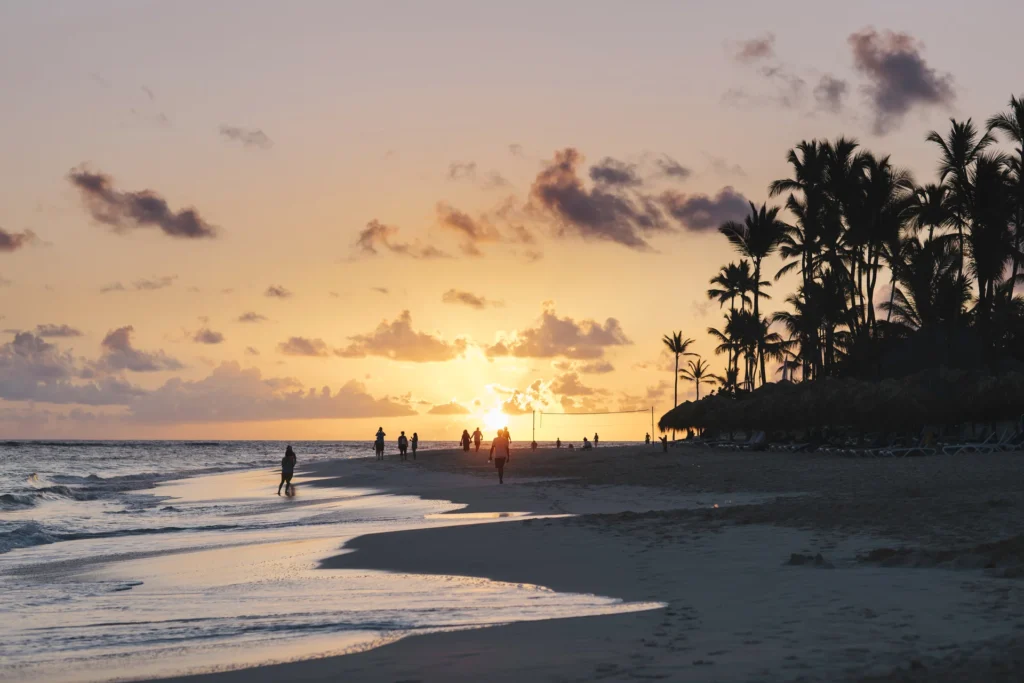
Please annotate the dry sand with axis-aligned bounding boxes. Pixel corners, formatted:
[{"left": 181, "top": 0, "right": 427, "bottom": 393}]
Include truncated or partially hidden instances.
[{"left": 159, "top": 445, "right": 1024, "bottom": 682}]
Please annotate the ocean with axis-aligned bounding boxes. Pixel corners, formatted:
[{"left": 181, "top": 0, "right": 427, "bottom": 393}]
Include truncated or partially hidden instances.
[{"left": 0, "top": 440, "right": 656, "bottom": 682}]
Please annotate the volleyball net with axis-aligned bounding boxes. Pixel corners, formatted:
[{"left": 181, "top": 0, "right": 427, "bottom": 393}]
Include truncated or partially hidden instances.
[{"left": 531, "top": 408, "right": 655, "bottom": 443}]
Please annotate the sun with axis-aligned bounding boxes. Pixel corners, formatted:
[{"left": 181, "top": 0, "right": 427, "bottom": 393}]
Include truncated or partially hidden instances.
[{"left": 483, "top": 408, "right": 507, "bottom": 432}]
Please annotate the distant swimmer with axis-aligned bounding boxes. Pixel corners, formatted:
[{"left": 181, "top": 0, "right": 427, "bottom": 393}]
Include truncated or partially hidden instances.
[
  {"left": 461, "top": 429, "right": 472, "bottom": 452},
  {"left": 472, "top": 427, "right": 483, "bottom": 452},
  {"left": 489, "top": 429, "right": 510, "bottom": 484},
  {"left": 398, "top": 431, "right": 409, "bottom": 461},
  {"left": 278, "top": 445, "right": 297, "bottom": 496},
  {"left": 375, "top": 427, "right": 386, "bottom": 461},
  {"left": 411, "top": 432, "right": 419, "bottom": 459}
]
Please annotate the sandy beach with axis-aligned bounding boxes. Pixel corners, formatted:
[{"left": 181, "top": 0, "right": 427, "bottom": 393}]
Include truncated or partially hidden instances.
[{"left": 149, "top": 445, "right": 1024, "bottom": 683}]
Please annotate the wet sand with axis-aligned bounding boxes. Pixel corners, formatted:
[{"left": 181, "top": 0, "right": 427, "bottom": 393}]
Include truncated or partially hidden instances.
[{"left": 159, "top": 445, "right": 1024, "bottom": 682}]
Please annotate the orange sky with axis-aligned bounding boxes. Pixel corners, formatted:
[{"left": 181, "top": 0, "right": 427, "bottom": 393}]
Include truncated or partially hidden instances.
[{"left": 2, "top": 1, "right": 1023, "bottom": 440}]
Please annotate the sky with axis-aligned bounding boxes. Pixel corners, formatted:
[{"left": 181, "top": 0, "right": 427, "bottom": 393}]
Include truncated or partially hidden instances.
[{"left": 1, "top": 0, "right": 1022, "bottom": 440}]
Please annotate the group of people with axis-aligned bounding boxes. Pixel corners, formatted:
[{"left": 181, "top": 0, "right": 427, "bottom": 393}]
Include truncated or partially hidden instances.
[
  {"left": 552, "top": 433, "right": 600, "bottom": 450},
  {"left": 374, "top": 427, "right": 419, "bottom": 460}
]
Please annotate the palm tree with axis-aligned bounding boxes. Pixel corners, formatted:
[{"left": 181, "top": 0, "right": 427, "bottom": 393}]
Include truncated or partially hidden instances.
[
  {"left": 905, "top": 184, "right": 952, "bottom": 242},
  {"left": 661, "top": 332, "right": 696, "bottom": 437},
  {"left": 719, "top": 202, "right": 788, "bottom": 386},
  {"left": 707, "top": 260, "right": 757, "bottom": 311},
  {"left": 679, "top": 356, "right": 716, "bottom": 401},
  {"left": 988, "top": 95, "right": 1024, "bottom": 299}
]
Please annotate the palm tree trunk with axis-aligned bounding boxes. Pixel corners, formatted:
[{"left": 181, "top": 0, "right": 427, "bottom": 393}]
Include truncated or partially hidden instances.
[
  {"left": 695, "top": 379, "right": 701, "bottom": 401},
  {"left": 753, "top": 260, "right": 765, "bottom": 387},
  {"left": 672, "top": 353, "right": 679, "bottom": 441}
]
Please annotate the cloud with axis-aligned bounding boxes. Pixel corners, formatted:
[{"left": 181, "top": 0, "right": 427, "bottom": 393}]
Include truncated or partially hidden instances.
[
  {"left": 646, "top": 379, "right": 672, "bottom": 400},
  {"left": 508, "top": 143, "right": 524, "bottom": 157},
  {"left": 371, "top": 287, "right": 390, "bottom": 295},
  {"left": 550, "top": 372, "right": 605, "bottom": 397},
  {"left": 128, "top": 363, "right": 416, "bottom": 423},
  {"left": 448, "top": 161, "right": 477, "bottom": 181},
  {"left": 98, "top": 326, "right": 183, "bottom": 373},
  {"left": 660, "top": 187, "right": 750, "bottom": 231},
  {"left": 193, "top": 328, "right": 224, "bottom": 345},
  {"left": 245, "top": 346, "right": 260, "bottom": 356},
  {"left": 814, "top": 75, "right": 849, "bottom": 113},
  {"left": 733, "top": 33, "right": 776, "bottom": 63},
  {"left": 0, "top": 332, "right": 143, "bottom": 405},
  {"left": 278, "top": 336, "right": 330, "bottom": 357},
  {"left": 486, "top": 304, "right": 631, "bottom": 360},
  {"left": 265, "top": 285, "right": 292, "bottom": 298},
  {"left": 757, "top": 65, "right": 806, "bottom": 108},
  {"left": 67, "top": 167, "right": 217, "bottom": 239},
  {"left": 654, "top": 156, "right": 692, "bottom": 182},
  {"left": 336, "top": 310, "right": 468, "bottom": 362},
  {"left": 141, "top": 85, "right": 155, "bottom": 101},
  {"left": 588, "top": 158, "right": 642, "bottom": 187},
  {"left": 237, "top": 312, "right": 267, "bottom": 323},
  {"left": 848, "top": 27, "right": 955, "bottom": 134},
  {"left": 219, "top": 125, "right": 273, "bottom": 149},
  {"left": 353, "top": 219, "right": 451, "bottom": 259},
  {"left": 100, "top": 276, "right": 177, "bottom": 293},
  {"left": 428, "top": 401, "right": 471, "bottom": 415},
  {"left": 705, "top": 154, "right": 747, "bottom": 177},
  {"left": 435, "top": 202, "right": 501, "bottom": 255},
  {"left": 501, "top": 391, "right": 536, "bottom": 415},
  {"left": 442, "top": 289, "right": 503, "bottom": 309},
  {"left": 530, "top": 148, "right": 667, "bottom": 250},
  {"left": 0, "top": 228, "right": 38, "bottom": 252},
  {"left": 553, "top": 359, "right": 615, "bottom": 374},
  {"left": 35, "top": 324, "right": 83, "bottom": 338}
]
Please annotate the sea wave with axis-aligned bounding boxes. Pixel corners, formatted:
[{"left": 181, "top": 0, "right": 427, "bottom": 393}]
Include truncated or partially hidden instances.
[{"left": 0, "top": 522, "right": 59, "bottom": 554}]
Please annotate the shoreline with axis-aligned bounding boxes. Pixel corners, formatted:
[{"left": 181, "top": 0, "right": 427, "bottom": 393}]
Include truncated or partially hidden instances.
[{"left": 155, "top": 446, "right": 1024, "bottom": 682}]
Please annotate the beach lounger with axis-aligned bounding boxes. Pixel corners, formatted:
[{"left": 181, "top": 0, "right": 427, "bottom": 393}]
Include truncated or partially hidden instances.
[{"left": 941, "top": 430, "right": 1003, "bottom": 455}]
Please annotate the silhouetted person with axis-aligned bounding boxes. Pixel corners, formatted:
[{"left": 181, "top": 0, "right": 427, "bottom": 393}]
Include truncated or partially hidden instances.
[
  {"left": 556, "top": 438, "right": 562, "bottom": 449},
  {"left": 660, "top": 435, "right": 669, "bottom": 452},
  {"left": 472, "top": 427, "right": 483, "bottom": 452},
  {"left": 460, "top": 429, "right": 471, "bottom": 452},
  {"left": 375, "top": 427, "right": 386, "bottom": 460},
  {"left": 278, "top": 445, "right": 297, "bottom": 495},
  {"left": 398, "top": 431, "right": 409, "bottom": 460},
  {"left": 490, "top": 429, "right": 510, "bottom": 484},
  {"left": 531, "top": 440, "right": 538, "bottom": 450},
  {"left": 582, "top": 437, "right": 592, "bottom": 450},
  {"left": 411, "top": 432, "right": 419, "bottom": 459},
  {"left": 594, "top": 433, "right": 599, "bottom": 448},
  {"left": 568, "top": 443, "right": 575, "bottom": 451},
  {"left": 645, "top": 433, "right": 651, "bottom": 445},
  {"left": 503, "top": 427, "right": 511, "bottom": 447}
]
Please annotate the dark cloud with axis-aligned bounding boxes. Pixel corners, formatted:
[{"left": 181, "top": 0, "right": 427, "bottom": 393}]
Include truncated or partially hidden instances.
[
  {"left": 0, "top": 332, "right": 143, "bottom": 405},
  {"left": 98, "top": 326, "right": 182, "bottom": 373},
  {"left": 589, "top": 158, "right": 642, "bottom": 187},
  {"left": 814, "top": 75, "right": 849, "bottom": 113},
  {"left": 35, "top": 324, "right": 83, "bottom": 338},
  {"left": 193, "top": 328, "right": 224, "bottom": 345},
  {"left": 435, "top": 202, "right": 503, "bottom": 255},
  {"left": 848, "top": 27, "right": 955, "bottom": 134},
  {"left": 245, "top": 346, "right": 260, "bottom": 356},
  {"left": 428, "top": 401, "right": 471, "bottom": 415},
  {"left": 660, "top": 187, "right": 750, "bottom": 231},
  {"left": 733, "top": 34, "right": 776, "bottom": 63},
  {"left": 336, "top": 310, "right": 468, "bottom": 362},
  {"left": 486, "top": 304, "right": 631, "bottom": 360},
  {"left": 655, "top": 156, "right": 692, "bottom": 182},
  {"left": 237, "top": 312, "right": 267, "bottom": 323},
  {"left": 353, "top": 219, "right": 451, "bottom": 259},
  {"left": 0, "top": 228, "right": 38, "bottom": 252},
  {"left": 219, "top": 125, "right": 273, "bottom": 149},
  {"left": 278, "top": 337, "right": 330, "bottom": 357},
  {"left": 530, "top": 148, "right": 667, "bottom": 250},
  {"left": 442, "top": 289, "right": 503, "bottom": 309},
  {"left": 508, "top": 144, "right": 524, "bottom": 157},
  {"left": 553, "top": 359, "right": 615, "bottom": 374},
  {"left": 448, "top": 161, "right": 477, "bottom": 181},
  {"left": 265, "top": 285, "right": 292, "bottom": 298},
  {"left": 127, "top": 363, "right": 416, "bottom": 423},
  {"left": 371, "top": 287, "right": 390, "bottom": 295},
  {"left": 67, "top": 167, "right": 217, "bottom": 239}
]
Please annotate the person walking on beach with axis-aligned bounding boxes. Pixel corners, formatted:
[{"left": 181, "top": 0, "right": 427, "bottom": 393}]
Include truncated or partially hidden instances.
[
  {"left": 411, "top": 432, "right": 419, "bottom": 459},
  {"left": 489, "top": 429, "right": 510, "bottom": 484},
  {"left": 460, "top": 429, "right": 471, "bottom": 452},
  {"left": 472, "top": 427, "right": 483, "bottom": 452},
  {"left": 398, "top": 431, "right": 409, "bottom": 460},
  {"left": 594, "top": 433, "right": 599, "bottom": 448},
  {"left": 278, "top": 445, "right": 297, "bottom": 496},
  {"left": 645, "top": 433, "right": 651, "bottom": 446},
  {"left": 375, "top": 427, "right": 386, "bottom": 460},
  {"left": 556, "top": 437, "right": 561, "bottom": 449},
  {"left": 660, "top": 435, "right": 669, "bottom": 452}
]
